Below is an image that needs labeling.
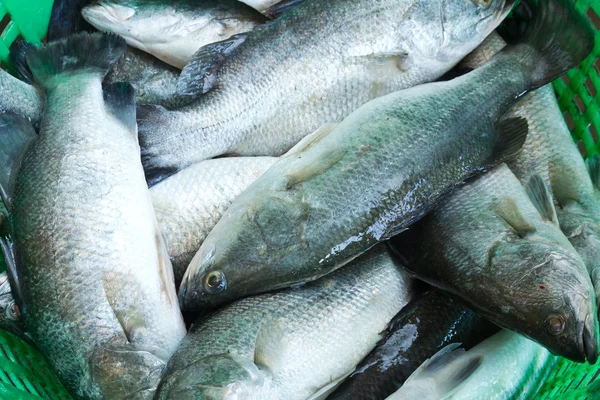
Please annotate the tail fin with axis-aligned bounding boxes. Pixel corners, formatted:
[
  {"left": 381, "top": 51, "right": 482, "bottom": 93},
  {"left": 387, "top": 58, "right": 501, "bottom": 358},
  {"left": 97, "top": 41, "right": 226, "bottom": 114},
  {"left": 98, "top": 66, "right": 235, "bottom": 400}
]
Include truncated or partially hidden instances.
[
  {"left": 501, "top": 0, "right": 594, "bottom": 89},
  {"left": 24, "top": 32, "right": 126, "bottom": 90}
]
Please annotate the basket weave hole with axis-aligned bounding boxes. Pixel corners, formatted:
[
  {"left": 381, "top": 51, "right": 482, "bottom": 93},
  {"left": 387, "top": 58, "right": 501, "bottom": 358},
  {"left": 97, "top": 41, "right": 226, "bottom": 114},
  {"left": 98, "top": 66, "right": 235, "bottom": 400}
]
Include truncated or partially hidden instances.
[
  {"left": 586, "top": 7, "right": 600, "bottom": 30},
  {"left": 590, "top": 124, "right": 598, "bottom": 144},
  {"left": 0, "top": 13, "right": 9, "bottom": 36},
  {"left": 585, "top": 76, "right": 597, "bottom": 97},
  {"left": 565, "top": 110, "right": 576, "bottom": 130},
  {"left": 578, "top": 139, "right": 586, "bottom": 158},
  {"left": 573, "top": 93, "right": 586, "bottom": 113},
  {"left": 594, "top": 58, "right": 600, "bottom": 77}
]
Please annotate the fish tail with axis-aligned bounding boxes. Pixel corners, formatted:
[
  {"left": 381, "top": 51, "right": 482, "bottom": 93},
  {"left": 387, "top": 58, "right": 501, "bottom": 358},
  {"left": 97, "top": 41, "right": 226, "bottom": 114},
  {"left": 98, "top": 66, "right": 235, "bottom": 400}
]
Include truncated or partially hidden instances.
[
  {"left": 500, "top": 0, "right": 594, "bottom": 90},
  {"left": 20, "top": 32, "right": 126, "bottom": 90}
]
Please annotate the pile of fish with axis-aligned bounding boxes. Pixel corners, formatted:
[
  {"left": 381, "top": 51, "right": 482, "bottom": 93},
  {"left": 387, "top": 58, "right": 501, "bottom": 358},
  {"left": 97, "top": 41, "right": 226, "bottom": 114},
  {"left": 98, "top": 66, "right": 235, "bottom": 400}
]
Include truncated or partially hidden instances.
[{"left": 0, "top": 0, "right": 597, "bottom": 398}]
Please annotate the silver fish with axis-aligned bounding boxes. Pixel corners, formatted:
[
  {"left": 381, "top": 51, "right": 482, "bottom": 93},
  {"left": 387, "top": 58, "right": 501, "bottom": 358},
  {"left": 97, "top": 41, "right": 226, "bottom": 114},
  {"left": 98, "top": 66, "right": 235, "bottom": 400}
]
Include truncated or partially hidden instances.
[
  {"left": 462, "top": 32, "right": 600, "bottom": 320},
  {"left": 179, "top": 0, "right": 593, "bottom": 311},
  {"left": 390, "top": 164, "right": 599, "bottom": 363},
  {"left": 156, "top": 245, "right": 415, "bottom": 399},
  {"left": 0, "top": 68, "right": 42, "bottom": 124},
  {"left": 0, "top": 33, "right": 186, "bottom": 399},
  {"left": 150, "top": 157, "right": 277, "bottom": 285},
  {"left": 138, "top": 0, "right": 513, "bottom": 185},
  {"left": 82, "top": 0, "right": 265, "bottom": 69},
  {"left": 388, "top": 330, "right": 557, "bottom": 400}
]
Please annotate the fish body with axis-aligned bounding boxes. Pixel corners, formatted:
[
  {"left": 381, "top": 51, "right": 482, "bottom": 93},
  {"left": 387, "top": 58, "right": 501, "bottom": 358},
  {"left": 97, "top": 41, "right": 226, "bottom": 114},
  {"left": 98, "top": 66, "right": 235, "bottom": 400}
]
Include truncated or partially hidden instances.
[
  {"left": 138, "top": 0, "right": 513, "bottom": 184},
  {"left": 463, "top": 31, "right": 600, "bottom": 319},
  {"left": 82, "top": 0, "right": 265, "bottom": 68},
  {"left": 387, "top": 330, "right": 557, "bottom": 400},
  {"left": 0, "top": 68, "right": 42, "bottom": 124},
  {"left": 150, "top": 157, "right": 277, "bottom": 285},
  {"left": 179, "top": 0, "right": 594, "bottom": 311},
  {"left": 239, "top": 0, "right": 281, "bottom": 14},
  {"left": 157, "top": 245, "right": 415, "bottom": 399},
  {"left": 3, "top": 34, "right": 186, "bottom": 399},
  {"left": 391, "top": 164, "right": 598, "bottom": 363},
  {"left": 105, "top": 46, "right": 184, "bottom": 108},
  {"left": 329, "top": 290, "right": 498, "bottom": 400}
]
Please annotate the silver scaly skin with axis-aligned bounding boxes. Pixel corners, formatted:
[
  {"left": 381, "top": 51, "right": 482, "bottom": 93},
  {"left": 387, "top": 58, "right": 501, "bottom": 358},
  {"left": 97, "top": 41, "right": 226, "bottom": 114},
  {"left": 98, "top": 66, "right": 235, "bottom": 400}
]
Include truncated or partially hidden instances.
[
  {"left": 179, "top": 0, "right": 595, "bottom": 312},
  {"left": 0, "top": 68, "right": 42, "bottom": 124},
  {"left": 105, "top": 46, "right": 184, "bottom": 108},
  {"left": 462, "top": 32, "right": 600, "bottom": 320},
  {"left": 156, "top": 245, "right": 415, "bottom": 399},
  {"left": 138, "top": 0, "right": 513, "bottom": 185},
  {"left": 6, "top": 34, "right": 186, "bottom": 399},
  {"left": 82, "top": 0, "right": 265, "bottom": 69},
  {"left": 150, "top": 157, "right": 277, "bottom": 285},
  {"left": 391, "top": 164, "right": 599, "bottom": 363},
  {"left": 387, "top": 330, "right": 558, "bottom": 400}
]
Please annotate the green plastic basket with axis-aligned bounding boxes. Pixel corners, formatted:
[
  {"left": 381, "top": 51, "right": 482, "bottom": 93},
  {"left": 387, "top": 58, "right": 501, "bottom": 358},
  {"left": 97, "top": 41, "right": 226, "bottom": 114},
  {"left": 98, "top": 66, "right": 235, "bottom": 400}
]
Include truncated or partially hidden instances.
[{"left": 0, "top": 0, "right": 599, "bottom": 398}]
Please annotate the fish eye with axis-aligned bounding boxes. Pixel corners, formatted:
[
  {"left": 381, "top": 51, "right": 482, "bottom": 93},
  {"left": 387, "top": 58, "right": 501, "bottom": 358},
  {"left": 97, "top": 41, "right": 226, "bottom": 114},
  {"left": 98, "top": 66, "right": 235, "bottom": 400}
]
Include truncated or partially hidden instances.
[
  {"left": 545, "top": 314, "right": 565, "bottom": 336},
  {"left": 6, "top": 302, "right": 20, "bottom": 321},
  {"left": 203, "top": 271, "right": 227, "bottom": 295}
]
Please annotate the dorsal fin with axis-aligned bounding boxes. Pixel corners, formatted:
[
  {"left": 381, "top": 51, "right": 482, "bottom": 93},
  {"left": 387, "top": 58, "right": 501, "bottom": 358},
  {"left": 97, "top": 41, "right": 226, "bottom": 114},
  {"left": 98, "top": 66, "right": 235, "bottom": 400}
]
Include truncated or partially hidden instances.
[
  {"left": 525, "top": 174, "right": 558, "bottom": 225},
  {"left": 493, "top": 197, "right": 536, "bottom": 237},
  {"left": 0, "top": 112, "right": 37, "bottom": 208},
  {"left": 177, "top": 34, "right": 248, "bottom": 101},
  {"left": 486, "top": 117, "right": 529, "bottom": 167},
  {"left": 103, "top": 82, "right": 136, "bottom": 134}
]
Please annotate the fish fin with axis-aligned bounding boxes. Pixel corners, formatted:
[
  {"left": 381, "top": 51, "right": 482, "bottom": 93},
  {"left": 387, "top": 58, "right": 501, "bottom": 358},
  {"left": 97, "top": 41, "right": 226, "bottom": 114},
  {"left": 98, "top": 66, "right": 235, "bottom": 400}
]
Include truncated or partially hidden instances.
[
  {"left": 525, "top": 174, "right": 559, "bottom": 225},
  {"left": 283, "top": 123, "right": 338, "bottom": 157},
  {"left": 103, "top": 82, "right": 137, "bottom": 134},
  {"left": 25, "top": 32, "right": 125, "bottom": 90},
  {"left": 264, "top": 0, "right": 308, "bottom": 18},
  {"left": 0, "top": 112, "right": 37, "bottom": 208},
  {"left": 458, "top": 32, "right": 506, "bottom": 72},
  {"left": 306, "top": 370, "right": 354, "bottom": 400},
  {"left": 177, "top": 34, "right": 248, "bottom": 100},
  {"left": 351, "top": 51, "right": 409, "bottom": 72},
  {"left": 492, "top": 197, "right": 537, "bottom": 237},
  {"left": 137, "top": 104, "right": 178, "bottom": 187},
  {"left": 587, "top": 155, "right": 600, "bottom": 192},
  {"left": 500, "top": 0, "right": 595, "bottom": 90},
  {"left": 381, "top": 225, "right": 408, "bottom": 241},
  {"left": 284, "top": 148, "right": 344, "bottom": 189},
  {"left": 9, "top": 41, "right": 38, "bottom": 84},
  {"left": 402, "top": 343, "right": 481, "bottom": 397},
  {"left": 487, "top": 117, "right": 528, "bottom": 166}
]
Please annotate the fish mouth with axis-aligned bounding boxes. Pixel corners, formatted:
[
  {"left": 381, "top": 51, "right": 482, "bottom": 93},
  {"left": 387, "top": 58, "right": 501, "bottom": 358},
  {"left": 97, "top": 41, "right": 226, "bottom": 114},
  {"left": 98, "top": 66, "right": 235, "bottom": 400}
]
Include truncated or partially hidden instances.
[{"left": 583, "top": 313, "right": 599, "bottom": 364}]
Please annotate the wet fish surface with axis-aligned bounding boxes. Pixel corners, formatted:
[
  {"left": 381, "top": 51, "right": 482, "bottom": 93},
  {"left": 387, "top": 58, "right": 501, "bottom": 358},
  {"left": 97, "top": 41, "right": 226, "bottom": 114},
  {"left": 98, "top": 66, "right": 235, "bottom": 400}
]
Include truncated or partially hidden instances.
[
  {"left": 150, "top": 157, "right": 277, "bottom": 285},
  {"left": 390, "top": 164, "right": 599, "bottom": 363},
  {"left": 82, "top": 0, "right": 265, "bottom": 68},
  {"left": 179, "top": 0, "right": 593, "bottom": 311},
  {"left": 157, "top": 245, "right": 415, "bottom": 399},
  {"left": 0, "top": 33, "right": 186, "bottom": 399},
  {"left": 138, "top": 0, "right": 513, "bottom": 185},
  {"left": 329, "top": 290, "right": 499, "bottom": 400},
  {"left": 0, "top": 68, "right": 42, "bottom": 124}
]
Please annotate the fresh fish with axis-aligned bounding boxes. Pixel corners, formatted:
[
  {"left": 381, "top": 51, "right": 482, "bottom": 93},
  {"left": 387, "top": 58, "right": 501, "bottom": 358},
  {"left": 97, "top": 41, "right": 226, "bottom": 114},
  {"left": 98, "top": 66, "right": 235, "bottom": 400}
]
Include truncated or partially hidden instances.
[
  {"left": 0, "top": 33, "right": 186, "bottom": 399},
  {"left": 329, "top": 290, "right": 499, "bottom": 400},
  {"left": 138, "top": 0, "right": 514, "bottom": 185},
  {"left": 179, "top": 0, "right": 593, "bottom": 311},
  {"left": 48, "top": 0, "right": 95, "bottom": 41},
  {"left": 0, "top": 270, "right": 28, "bottom": 342},
  {"left": 82, "top": 0, "right": 265, "bottom": 69},
  {"left": 462, "top": 31, "right": 600, "bottom": 321},
  {"left": 0, "top": 68, "right": 42, "bottom": 124},
  {"left": 156, "top": 245, "right": 416, "bottom": 399},
  {"left": 238, "top": 0, "right": 281, "bottom": 14},
  {"left": 387, "top": 330, "right": 558, "bottom": 400},
  {"left": 150, "top": 157, "right": 277, "bottom": 285},
  {"left": 105, "top": 46, "right": 184, "bottom": 108},
  {"left": 390, "top": 164, "right": 599, "bottom": 363},
  {"left": 240, "top": 0, "right": 304, "bottom": 16}
]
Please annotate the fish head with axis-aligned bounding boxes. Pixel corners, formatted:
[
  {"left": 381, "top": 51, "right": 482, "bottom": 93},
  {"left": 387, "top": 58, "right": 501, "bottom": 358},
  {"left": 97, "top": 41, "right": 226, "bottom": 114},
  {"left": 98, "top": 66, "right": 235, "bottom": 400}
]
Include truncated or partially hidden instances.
[
  {"left": 180, "top": 191, "right": 309, "bottom": 311},
  {"left": 556, "top": 203, "right": 600, "bottom": 277},
  {"left": 81, "top": 1, "right": 210, "bottom": 53},
  {"left": 408, "top": 0, "right": 514, "bottom": 65},
  {"left": 160, "top": 354, "right": 268, "bottom": 399},
  {"left": 486, "top": 239, "right": 599, "bottom": 364}
]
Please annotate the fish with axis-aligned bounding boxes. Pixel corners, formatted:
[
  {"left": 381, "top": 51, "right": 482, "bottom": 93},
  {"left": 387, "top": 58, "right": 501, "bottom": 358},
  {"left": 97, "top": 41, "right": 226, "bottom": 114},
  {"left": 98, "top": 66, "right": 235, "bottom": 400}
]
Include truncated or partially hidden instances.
[
  {"left": 156, "top": 245, "right": 416, "bottom": 399},
  {"left": 387, "top": 330, "right": 558, "bottom": 400},
  {"left": 0, "top": 33, "right": 186, "bottom": 399},
  {"left": 390, "top": 164, "right": 599, "bottom": 363},
  {"left": 462, "top": 31, "right": 600, "bottom": 321},
  {"left": 137, "top": 0, "right": 514, "bottom": 186},
  {"left": 0, "top": 269, "right": 28, "bottom": 342},
  {"left": 105, "top": 45, "right": 185, "bottom": 108},
  {"left": 82, "top": 0, "right": 266, "bottom": 69},
  {"left": 150, "top": 157, "right": 277, "bottom": 286},
  {"left": 329, "top": 290, "right": 499, "bottom": 400},
  {"left": 0, "top": 67, "right": 42, "bottom": 124},
  {"left": 240, "top": 0, "right": 304, "bottom": 16},
  {"left": 47, "top": 0, "right": 96, "bottom": 41},
  {"left": 179, "top": 0, "right": 594, "bottom": 311}
]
